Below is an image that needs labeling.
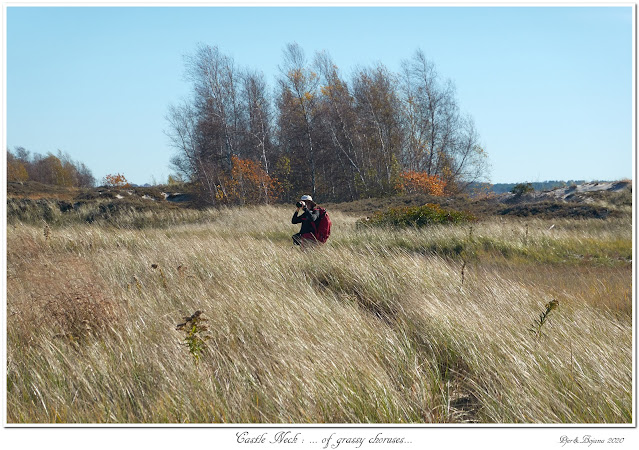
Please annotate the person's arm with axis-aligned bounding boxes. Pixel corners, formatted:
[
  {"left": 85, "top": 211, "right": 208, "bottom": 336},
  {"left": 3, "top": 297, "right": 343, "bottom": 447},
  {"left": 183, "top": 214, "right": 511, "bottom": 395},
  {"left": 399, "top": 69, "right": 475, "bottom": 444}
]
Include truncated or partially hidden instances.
[
  {"left": 308, "top": 209, "right": 320, "bottom": 222},
  {"left": 293, "top": 201, "right": 310, "bottom": 224},
  {"left": 292, "top": 203, "right": 307, "bottom": 224}
]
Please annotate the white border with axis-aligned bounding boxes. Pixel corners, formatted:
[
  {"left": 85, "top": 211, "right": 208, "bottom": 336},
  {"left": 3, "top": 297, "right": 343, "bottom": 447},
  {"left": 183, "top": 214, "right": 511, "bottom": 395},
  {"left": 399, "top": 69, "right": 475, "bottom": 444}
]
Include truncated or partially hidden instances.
[{"left": 1, "top": 1, "right": 636, "bottom": 449}]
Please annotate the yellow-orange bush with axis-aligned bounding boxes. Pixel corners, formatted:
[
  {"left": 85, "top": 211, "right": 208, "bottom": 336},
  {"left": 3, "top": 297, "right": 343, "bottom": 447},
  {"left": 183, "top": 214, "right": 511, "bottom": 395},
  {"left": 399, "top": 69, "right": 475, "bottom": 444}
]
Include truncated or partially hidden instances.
[{"left": 396, "top": 171, "right": 446, "bottom": 196}]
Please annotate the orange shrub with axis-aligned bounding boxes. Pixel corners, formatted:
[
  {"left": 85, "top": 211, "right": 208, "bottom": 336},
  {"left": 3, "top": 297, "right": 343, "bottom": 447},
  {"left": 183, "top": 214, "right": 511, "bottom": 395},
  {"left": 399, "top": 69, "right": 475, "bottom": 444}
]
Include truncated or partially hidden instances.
[
  {"left": 217, "top": 156, "right": 281, "bottom": 205},
  {"left": 396, "top": 171, "right": 446, "bottom": 196},
  {"left": 104, "top": 173, "right": 130, "bottom": 188}
]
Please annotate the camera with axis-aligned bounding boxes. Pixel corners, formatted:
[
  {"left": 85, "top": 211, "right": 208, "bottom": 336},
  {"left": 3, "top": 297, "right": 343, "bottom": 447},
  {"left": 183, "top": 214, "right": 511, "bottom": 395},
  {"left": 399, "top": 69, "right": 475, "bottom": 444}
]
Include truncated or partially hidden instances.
[{"left": 296, "top": 201, "right": 305, "bottom": 208}]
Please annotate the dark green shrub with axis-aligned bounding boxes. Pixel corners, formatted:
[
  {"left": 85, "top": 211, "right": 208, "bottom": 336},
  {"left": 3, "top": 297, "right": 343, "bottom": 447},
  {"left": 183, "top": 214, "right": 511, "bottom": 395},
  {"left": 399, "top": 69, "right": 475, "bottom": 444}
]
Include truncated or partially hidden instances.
[
  {"left": 358, "top": 203, "right": 476, "bottom": 228},
  {"left": 511, "top": 183, "right": 535, "bottom": 196}
]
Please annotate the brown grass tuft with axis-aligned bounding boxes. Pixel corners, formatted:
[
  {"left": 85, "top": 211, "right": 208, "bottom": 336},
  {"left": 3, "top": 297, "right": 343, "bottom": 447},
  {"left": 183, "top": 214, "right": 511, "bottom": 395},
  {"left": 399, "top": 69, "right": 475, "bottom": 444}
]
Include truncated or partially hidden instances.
[{"left": 8, "top": 252, "right": 121, "bottom": 343}]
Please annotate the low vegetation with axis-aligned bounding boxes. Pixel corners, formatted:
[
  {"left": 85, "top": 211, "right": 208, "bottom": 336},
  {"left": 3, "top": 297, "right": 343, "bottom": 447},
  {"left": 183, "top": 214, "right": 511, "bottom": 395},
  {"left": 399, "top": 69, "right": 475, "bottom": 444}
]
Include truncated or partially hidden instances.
[
  {"left": 6, "top": 200, "right": 632, "bottom": 423},
  {"left": 358, "top": 203, "right": 476, "bottom": 228},
  {"left": 6, "top": 197, "right": 212, "bottom": 228}
]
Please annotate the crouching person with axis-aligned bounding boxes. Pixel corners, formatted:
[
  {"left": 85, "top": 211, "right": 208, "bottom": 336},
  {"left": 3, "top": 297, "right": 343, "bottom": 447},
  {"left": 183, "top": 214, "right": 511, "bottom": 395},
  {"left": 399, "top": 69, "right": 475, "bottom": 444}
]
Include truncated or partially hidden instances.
[{"left": 292, "top": 195, "right": 319, "bottom": 247}]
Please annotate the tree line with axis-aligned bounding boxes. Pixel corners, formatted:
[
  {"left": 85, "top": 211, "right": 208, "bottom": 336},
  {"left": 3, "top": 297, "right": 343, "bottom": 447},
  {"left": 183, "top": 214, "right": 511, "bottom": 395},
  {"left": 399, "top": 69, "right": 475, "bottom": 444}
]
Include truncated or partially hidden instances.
[
  {"left": 167, "top": 43, "right": 489, "bottom": 205},
  {"left": 6, "top": 147, "right": 96, "bottom": 188}
]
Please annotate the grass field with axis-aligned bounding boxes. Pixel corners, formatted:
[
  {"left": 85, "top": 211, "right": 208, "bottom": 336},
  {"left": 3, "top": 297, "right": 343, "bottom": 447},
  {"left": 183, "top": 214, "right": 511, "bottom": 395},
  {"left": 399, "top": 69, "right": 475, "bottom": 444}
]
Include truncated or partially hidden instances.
[{"left": 5, "top": 205, "right": 632, "bottom": 423}]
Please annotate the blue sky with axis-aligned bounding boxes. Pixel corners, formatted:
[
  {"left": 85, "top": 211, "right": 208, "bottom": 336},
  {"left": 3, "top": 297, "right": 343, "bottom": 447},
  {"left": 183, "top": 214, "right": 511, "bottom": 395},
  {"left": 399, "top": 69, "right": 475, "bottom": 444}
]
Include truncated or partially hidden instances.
[{"left": 5, "top": 5, "right": 634, "bottom": 185}]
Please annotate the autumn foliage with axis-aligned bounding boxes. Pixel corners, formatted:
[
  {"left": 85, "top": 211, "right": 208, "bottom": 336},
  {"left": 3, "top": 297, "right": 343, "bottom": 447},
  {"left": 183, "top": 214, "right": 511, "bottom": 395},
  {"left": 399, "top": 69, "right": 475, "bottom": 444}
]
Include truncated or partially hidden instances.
[
  {"left": 7, "top": 159, "right": 28, "bottom": 183},
  {"left": 168, "top": 44, "right": 489, "bottom": 205},
  {"left": 7, "top": 149, "right": 96, "bottom": 188},
  {"left": 396, "top": 171, "right": 446, "bottom": 196},
  {"left": 103, "top": 173, "right": 130, "bottom": 188},
  {"left": 216, "top": 156, "right": 281, "bottom": 205}
]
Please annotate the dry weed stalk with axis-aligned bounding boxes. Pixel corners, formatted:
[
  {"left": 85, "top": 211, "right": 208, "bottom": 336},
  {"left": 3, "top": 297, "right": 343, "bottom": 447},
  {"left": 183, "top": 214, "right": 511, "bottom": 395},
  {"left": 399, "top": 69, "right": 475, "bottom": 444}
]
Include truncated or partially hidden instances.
[
  {"left": 43, "top": 221, "right": 51, "bottom": 243},
  {"left": 461, "top": 259, "right": 467, "bottom": 285},
  {"left": 151, "top": 263, "right": 168, "bottom": 289}
]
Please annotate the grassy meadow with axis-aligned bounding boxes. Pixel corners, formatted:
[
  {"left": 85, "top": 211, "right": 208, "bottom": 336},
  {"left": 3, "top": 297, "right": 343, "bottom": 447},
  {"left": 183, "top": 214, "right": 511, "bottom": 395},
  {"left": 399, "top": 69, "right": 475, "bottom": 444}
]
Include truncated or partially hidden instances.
[{"left": 6, "top": 204, "right": 633, "bottom": 423}]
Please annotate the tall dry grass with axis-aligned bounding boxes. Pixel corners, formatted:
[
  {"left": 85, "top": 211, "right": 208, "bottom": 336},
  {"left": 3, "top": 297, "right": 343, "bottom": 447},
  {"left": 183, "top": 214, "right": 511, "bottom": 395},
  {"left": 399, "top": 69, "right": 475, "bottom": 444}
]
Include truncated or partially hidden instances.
[{"left": 6, "top": 206, "right": 632, "bottom": 423}]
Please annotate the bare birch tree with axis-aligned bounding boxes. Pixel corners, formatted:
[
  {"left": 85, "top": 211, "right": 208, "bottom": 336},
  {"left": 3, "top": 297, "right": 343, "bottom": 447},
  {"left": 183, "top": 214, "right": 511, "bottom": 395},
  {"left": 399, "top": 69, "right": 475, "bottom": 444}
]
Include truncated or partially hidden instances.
[
  {"left": 277, "top": 42, "right": 320, "bottom": 197},
  {"left": 400, "top": 49, "right": 488, "bottom": 191}
]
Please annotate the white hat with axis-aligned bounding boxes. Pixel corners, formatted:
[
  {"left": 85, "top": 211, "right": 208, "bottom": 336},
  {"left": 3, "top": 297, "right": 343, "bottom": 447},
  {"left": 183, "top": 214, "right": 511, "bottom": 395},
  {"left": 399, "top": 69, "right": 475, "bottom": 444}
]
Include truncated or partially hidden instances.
[{"left": 300, "top": 195, "right": 313, "bottom": 201}]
